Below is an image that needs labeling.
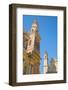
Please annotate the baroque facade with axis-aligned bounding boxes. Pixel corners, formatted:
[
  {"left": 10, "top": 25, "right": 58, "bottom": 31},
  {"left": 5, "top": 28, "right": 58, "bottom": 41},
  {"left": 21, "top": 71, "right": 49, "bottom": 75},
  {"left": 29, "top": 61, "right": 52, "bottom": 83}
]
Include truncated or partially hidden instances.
[{"left": 23, "top": 19, "right": 40, "bottom": 74}]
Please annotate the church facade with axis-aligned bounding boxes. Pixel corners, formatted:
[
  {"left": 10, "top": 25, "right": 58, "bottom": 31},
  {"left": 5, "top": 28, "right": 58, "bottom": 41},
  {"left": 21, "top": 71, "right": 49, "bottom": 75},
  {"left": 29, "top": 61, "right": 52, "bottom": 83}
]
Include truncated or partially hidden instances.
[{"left": 23, "top": 19, "right": 40, "bottom": 74}]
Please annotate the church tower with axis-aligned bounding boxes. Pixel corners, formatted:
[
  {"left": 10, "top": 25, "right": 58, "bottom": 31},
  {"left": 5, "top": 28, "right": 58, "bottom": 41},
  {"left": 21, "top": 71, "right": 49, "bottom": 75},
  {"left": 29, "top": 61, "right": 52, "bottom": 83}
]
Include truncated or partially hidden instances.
[
  {"left": 44, "top": 52, "right": 48, "bottom": 74},
  {"left": 24, "top": 19, "right": 40, "bottom": 74}
]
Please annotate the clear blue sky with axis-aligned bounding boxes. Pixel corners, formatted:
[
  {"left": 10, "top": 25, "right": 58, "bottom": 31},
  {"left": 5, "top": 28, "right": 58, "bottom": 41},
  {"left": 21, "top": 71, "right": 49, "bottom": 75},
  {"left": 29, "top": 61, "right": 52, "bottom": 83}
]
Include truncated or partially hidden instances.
[{"left": 23, "top": 15, "right": 57, "bottom": 74}]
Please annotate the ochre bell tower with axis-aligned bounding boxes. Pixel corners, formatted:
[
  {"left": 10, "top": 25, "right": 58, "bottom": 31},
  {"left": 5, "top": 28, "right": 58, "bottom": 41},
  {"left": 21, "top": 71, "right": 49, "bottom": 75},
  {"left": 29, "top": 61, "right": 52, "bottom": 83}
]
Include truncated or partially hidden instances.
[
  {"left": 23, "top": 19, "right": 40, "bottom": 74},
  {"left": 31, "top": 19, "right": 40, "bottom": 74}
]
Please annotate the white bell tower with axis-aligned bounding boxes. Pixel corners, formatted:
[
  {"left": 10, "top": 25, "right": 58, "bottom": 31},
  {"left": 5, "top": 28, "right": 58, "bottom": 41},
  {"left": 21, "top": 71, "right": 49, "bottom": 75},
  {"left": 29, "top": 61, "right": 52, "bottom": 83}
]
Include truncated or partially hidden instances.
[{"left": 44, "top": 52, "right": 48, "bottom": 74}]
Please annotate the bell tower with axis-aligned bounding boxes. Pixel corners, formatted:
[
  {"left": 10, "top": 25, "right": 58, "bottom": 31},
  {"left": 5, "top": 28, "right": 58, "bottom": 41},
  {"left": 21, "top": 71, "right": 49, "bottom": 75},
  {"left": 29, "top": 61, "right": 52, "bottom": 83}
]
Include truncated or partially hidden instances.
[
  {"left": 25, "top": 19, "right": 40, "bottom": 74},
  {"left": 23, "top": 19, "right": 41, "bottom": 74},
  {"left": 44, "top": 52, "right": 48, "bottom": 73},
  {"left": 32, "top": 19, "right": 40, "bottom": 52}
]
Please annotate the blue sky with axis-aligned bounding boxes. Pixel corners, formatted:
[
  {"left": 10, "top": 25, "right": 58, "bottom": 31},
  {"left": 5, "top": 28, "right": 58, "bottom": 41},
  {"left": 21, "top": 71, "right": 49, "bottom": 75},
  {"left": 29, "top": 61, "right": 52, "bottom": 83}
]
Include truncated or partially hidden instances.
[{"left": 23, "top": 15, "right": 57, "bottom": 74}]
